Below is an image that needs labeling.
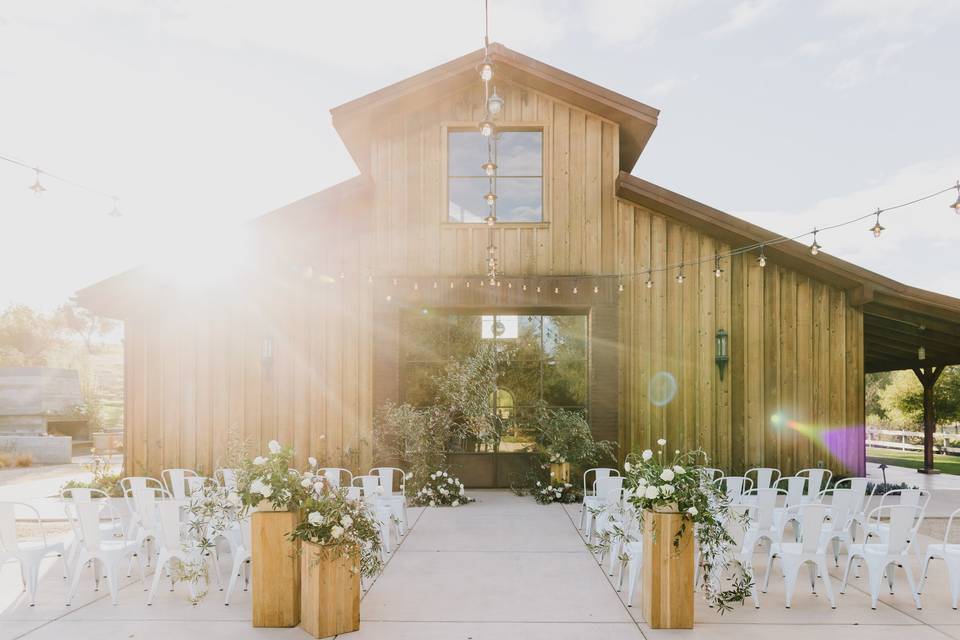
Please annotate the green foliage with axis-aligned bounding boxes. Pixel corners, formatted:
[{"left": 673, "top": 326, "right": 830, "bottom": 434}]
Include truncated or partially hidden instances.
[
  {"left": 531, "top": 404, "right": 615, "bottom": 469},
  {"left": 60, "top": 454, "right": 123, "bottom": 497},
  {"left": 878, "top": 368, "right": 960, "bottom": 428},
  {"left": 289, "top": 487, "right": 384, "bottom": 579},
  {"left": 376, "top": 403, "right": 457, "bottom": 493},
  {"left": 56, "top": 302, "right": 117, "bottom": 353},
  {"left": 434, "top": 343, "right": 511, "bottom": 449},
  {"left": 0, "top": 304, "right": 64, "bottom": 365}
]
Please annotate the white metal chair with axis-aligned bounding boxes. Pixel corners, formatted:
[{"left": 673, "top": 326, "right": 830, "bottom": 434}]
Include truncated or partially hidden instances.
[
  {"left": 841, "top": 504, "right": 923, "bottom": 610},
  {"left": 593, "top": 488, "right": 628, "bottom": 576},
  {"left": 919, "top": 507, "right": 960, "bottom": 609},
  {"left": 585, "top": 476, "right": 625, "bottom": 544},
  {"left": 0, "top": 502, "right": 68, "bottom": 606},
  {"left": 833, "top": 477, "right": 874, "bottom": 541},
  {"left": 161, "top": 469, "right": 199, "bottom": 502},
  {"left": 124, "top": 486, "right": 172, "bottom": 566},
  {"left": 742, "top": 488, "right": 784, "bottom": 553},
  {"left": 746, "top": 467, "right": 782, "bottom": 491},
  {"left": 148, "top": 501, "right": 217, "bottom": 604},
  {"left": 65, "top": 501, "right": 144, "bottom": 606},
  {"left": 370, "top": 467, "right": 409, "bottom": 535},
  {"left": 580, "top": 468, "right": 620, "bottom": 530},
  {"left": 60, "top": 487, "right": 125, "bottom": 571},
  {"left": 819, "top": 488, "right": 857, "bottom": 566},
  {"left": 319, "top": 467, "right": 354, "bottom": 489},
  {"left": 773, "top": 476, "right": 807, "bottom": 532},
  {"left": 864, "top": 489, "right": 930, "bottom": 559},
  {"left": 763, "top": 503, "right": 837, "bottom": 609},
  {"left": 223, "top": 516, "right": 251, "bottom": 606},
  {"left": 796, "top": 468, "right": 832, "bottom": 503},
  {"left": 354, "top": 475, "right": 398, "bottom": 557},
  {"left": 716, "top": 476, "right": 753, "bottom": 505}
]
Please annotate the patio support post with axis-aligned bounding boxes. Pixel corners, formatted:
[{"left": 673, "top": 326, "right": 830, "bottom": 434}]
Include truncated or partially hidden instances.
[{"left": 912, "top": 365, "right": 944, "bottom": 474}]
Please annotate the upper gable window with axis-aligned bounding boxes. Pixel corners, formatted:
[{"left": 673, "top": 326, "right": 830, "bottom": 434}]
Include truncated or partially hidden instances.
[{"left": 447, "top": 130, "right": 543, "bottom": 223}]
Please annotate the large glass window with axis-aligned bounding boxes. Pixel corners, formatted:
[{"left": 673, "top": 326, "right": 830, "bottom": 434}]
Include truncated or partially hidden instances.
[
  {"left": 401, "top": 311, "right": 587, "bottom": 451},
  {"left": 447, "top": 130, "right": 543, "bottom": 223}
]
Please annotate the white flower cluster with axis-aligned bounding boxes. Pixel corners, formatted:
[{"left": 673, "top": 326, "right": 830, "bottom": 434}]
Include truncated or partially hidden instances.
[
  {"left": 412, "top": 470, "right": 470, "bottom": 507},
  {"left": 534, "top": 480, "right": 577, "bottom": 504}
]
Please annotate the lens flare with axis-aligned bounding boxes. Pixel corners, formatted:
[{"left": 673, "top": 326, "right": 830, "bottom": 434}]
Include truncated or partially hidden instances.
[
  {"left": 771, "top": 413, "right": 862, "bottom": 472},
  {"left": 649, "top": 371, "right": 678, "bottom": 407}
]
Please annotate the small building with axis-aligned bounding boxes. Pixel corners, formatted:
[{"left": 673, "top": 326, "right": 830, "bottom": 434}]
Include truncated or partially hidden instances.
[
  {"left": 0, "top": 367, "right": 83, "bottom": 463},
  {"left": 77, "top": 44, "right": 960, "bottom": 484}
]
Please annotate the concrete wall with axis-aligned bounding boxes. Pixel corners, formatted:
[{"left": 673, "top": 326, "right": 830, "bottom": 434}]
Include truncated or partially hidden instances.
[{"left": 0, "top": 435, "right": 72, "bottom": 464}]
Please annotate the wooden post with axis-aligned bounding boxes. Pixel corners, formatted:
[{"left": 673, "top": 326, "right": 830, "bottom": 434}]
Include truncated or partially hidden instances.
[
  {"left": 549, "top": 462, "right": 571, "bottom": 483},
  {"left": 251, "top": 509, "right": 301, "bottom": 627},
  {"left": 300, "top": 542, "right": 361, "bottom": 638},
  {"left": 642, "top": 510, "right": 695, "bottom": 629},
  {"left": 913, "top": 366, "right": 943, "bottom": 475}
]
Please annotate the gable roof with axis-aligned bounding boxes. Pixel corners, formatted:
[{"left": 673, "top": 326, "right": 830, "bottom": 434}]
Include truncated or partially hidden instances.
[
  {"left": 331, "top": 42, "right": 660, "bottom": 174},
  {"left": 617, "top": 172, "right": 960, "bottom": 373}
]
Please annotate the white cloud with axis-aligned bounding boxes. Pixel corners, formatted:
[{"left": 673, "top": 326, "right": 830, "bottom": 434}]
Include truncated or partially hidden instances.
[
  {"left": 581, "top": 0, "right": 697, "bottom": 46},
  {"left": 820, "top": 0, "right": 960, "bottom": 38},
  {"left": 709, "top": 0, "right": 780, "bottom": 35}
]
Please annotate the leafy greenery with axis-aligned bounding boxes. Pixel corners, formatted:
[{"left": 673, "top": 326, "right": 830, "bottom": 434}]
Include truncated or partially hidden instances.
[
  {"left": 289, "top": 487, "right": 384, "bottom": 579},
  {"left": 867, "top": 367, "right": 960, "bottom": 428},
  {"left": 531, "top": 404, "right": 615, "bottom": 468},
  {"left": 60, "top": 454, "right": 124, "bottom": 497},
  {"left": 376, "top": 403, "right": 460, "bottom": 493}
]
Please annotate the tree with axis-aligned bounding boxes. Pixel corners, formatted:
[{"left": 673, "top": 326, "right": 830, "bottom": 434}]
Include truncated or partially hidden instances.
[
  {"left": 878, "top": 367, "right": 960, "bottom": 428},
  {"left": 0, "top": 305, "right": 63, "bottom": 365},
  {"left": 865, "top": 371, "right": 892, "bottom": 420},
  {"left": 57, "top": 301, "right": 117, "bottom": 353}
]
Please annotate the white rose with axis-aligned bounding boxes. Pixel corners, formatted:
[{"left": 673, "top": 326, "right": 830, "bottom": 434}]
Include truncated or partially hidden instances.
[
  {"left": 641, "top": 450, "right": 653, "bottom": 461},
  {"left": 308, "top": 456, "right": 317, "bottom": 467},
  {"left": 268, "top": 440, "right": 282, "bottom": 454},
  {"left": 430, "top": 473, "right": 437, "bottom": 479},
  {"left": 636, "top": 477, "right": 648, "bottom": 487},
  {"left": 673, "top": 465, "right": 685, "bottom": 475},
  {"left": 661, "top": 484, "right": 675, "bottom": 496},
  {"left": 301, "top": 478, "right": 312, "bottom": 488},
  {"left": 330, "top": 525, "right": 344, "bottom": 539},
  {"left": 644, "top": 485, "right": 660, "bottom": 499},
  {"left": 447, "top": 478, "right": 454, "bottom": 484},
  {"left": 452, "top": 500, "right": 459, "bottom": 507},
  {"left": 660, "top": 469, "right": 675, "bottom": 482},
  {"left": 429, "top": 500, "right": 436, "bottom": 507},
  {"left": 687, "top": 507, "right": 698, "bottom": 516},
  {"left": 623, "top": 461, "right": 632, "bottom": 472},
  {"left": 442, "top": 472, "right": 448, "bottom": 477},
  {"left": 459, "top": 486, "right": 465, "bottom": 495},
  {"left": 250, "top": 479, "right": 272, "bottom": 498},
  {"left": 657, "top": 438, "right": 667, "bottom": 446},
  {"left": 308, "top": 511, "right": 323, "bottom": 526},
  {"left": 404, "top": 472, "right": 413, "bottom": 480},
  {"left": 340, "top": 515, "right": 353, "bottom": 529},
  {"left": 253, "top": 456, "right": 267, "bottom": 465}
]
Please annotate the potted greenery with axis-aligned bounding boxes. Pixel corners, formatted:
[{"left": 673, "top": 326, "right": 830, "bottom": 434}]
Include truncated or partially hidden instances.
[
  {"left": 613, "top": 439, "right": 751, "bottom": 628},
  {"left": 235, "top": 440, "right": 308, "bottom": 628},
  {"left": 290, "top": 486, "right": 384, "bottom": 638}
]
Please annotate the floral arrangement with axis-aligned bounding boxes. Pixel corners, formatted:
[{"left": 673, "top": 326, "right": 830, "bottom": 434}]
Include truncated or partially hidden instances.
[
  {"left": 235, "top": 440, "right": 308, "bottom": 511},
  {"left": 599, "top": 439, "right": 752, "bottom": 613},
  {"left": 289, "top": 486, "right": 384, "bottom": 579},
  {"left": 172, "top": 479, "right": 244, "bottom": 603},
  {"left": 411, "top": 470, "right": 473, "bottom": 507},
  {"left": 533, "top": 478, "right": 580, "bottom": 504}
]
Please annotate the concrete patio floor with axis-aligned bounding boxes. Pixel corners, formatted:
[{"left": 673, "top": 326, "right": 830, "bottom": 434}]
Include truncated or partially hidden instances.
[{"left": 5, "top": 487, "right": 960, "bottom": 639}]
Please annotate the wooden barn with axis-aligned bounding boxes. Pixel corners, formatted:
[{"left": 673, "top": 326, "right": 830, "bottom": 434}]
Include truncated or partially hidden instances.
[{"left": 77, "top": 44, "right": 960, "bottom": 485}]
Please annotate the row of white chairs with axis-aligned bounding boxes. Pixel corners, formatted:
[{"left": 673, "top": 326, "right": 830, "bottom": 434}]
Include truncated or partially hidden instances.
[
  {"left": 0, "top": 466, "right": 413, "bottom": 607},
  {"left": 577, "top": 464, "right": 960, "bottom": 610}
]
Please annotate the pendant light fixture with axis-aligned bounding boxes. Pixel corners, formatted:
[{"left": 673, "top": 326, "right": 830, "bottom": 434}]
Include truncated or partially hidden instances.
[
  {"left": 950, "top": 181, "right": 960, "bottom": 212},
  {"left": 870, "top": 208, "right": 885, "bottom": 238},
  {"left": 757, "top": 245, "right": 767, "bottom": 268},
  {"left": 809, "top": 229, "right": 821, "bottom": 256}
]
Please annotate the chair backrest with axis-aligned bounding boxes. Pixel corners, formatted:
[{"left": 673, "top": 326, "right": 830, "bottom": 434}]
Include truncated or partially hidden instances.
[
  {"left": 726, "top": 504, "right": 752, "bottom": 554},
  {"left": 595, "top": 475, "right": 625, "bottom": 500},
  {"left": 60, "top": 487, "right": 111, "bottom": 503},
  {"left": 797, "top": 468, "right": 832, "bottom": 497},
  {"left": 878, "top": 488, "right": 930, "bottom": 513},
  {"left": 345, "top": 486, "right": 362, "bottom": 501},
  {"left": 0, "top": 502, "right": 41, "bottom": 551},
  {"left": 72, "top": 501, "right": 120, "bottom": 551},
  {"left": 156, "top": 500, "right": 184, "bottom": 551},
  {"left": 824, "top": 488, "right": 856, "bottom": 532},
  {"left": 370, "top": 467, "right": 405, "bottom": 495},
  {"left": 215, "top": 468, "right": 239, "bottom": 491},
  {"left": 833, "top": 477, "right": 871, "bottom": 512},
  {"left": 701, "top": 467, "right": 724, "bottom": 483},
  {"left": 583, "top": 468, "right": 619, "bottom": 497},
  {"left": 794, "top": 503, "right": 830, "bottom": 553},
  {"left": 942, "top": 507, "right": 960, "bottom": 547},
  {"left": 162, "top": 469, "right": 198, "bottom": 501},
  {"left": 746, "top": 467, "right": 781, "bottom": 490},
  {"left": 868, "top": 504, "right": 924, "bottom": 555},
  {"left": 320, "top": 468, "right": 353, "bottom": 489},
  {"left": 120, "top": 476, "right": 164, "bottom": 496},
  {"left": 353, "top": 474, "right": 382, "bottom": 498},
  {"left": 750, "top": 488, "right": 782, "bottom": 530},
  {"left": 717, "top": 476, "right": 753, "bottom": 503},
  {"left": 777, "top": 476, "right": 807, "bottom": 508},
  {"left": 127, "top": 487, "right": 170, "bottom": 530}
]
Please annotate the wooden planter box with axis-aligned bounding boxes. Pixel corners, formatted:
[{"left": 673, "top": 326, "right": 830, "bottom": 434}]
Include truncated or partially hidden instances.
[
  {"left": 251, "top": 508, "right": 301, "bottom": 628},
  {"left": 549, "top": 462, "right": 570, "bottom": 483},
  {"left": 300, "top": 542, "right": 360, "bottom": 639},
  {"left": 642, "top": 510, "right": 694, "bottom": 629}
]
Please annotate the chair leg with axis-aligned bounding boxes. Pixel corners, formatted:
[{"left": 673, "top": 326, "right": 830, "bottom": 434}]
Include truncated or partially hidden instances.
[
  {"left": 840, "top": 554, "right": 856, "bottom": 594},
  {"left": 807, "top": 562, "right": 817, "bottom": 593},
  {"left": 902, "top": 561, "right": 922, "bottom": 610},
  {"left": 866, "top": 561, "right": 885, "bottom": 609},
  {"left": 24, "top": 560, "right": 40, "bottom": 606},
  {"left": 919, "top": 555, "right": 933, "bottom": 594},
  {"left": 762, "top": 551, "right": 775, "bottom": 593},
  {"left": 224, "top": 558, "right": 242, "bottom": 606},
  {"left": 66, "top": 552, "right": 88, "bottom": 606},
  {"left": 104, "top": 564, "right": 119, "bottom": 605},
  {"left": 147, "top": 558, "right": 166, "bottom": 605},
  {"left": 817, "top": 558, "right": 836, "bottom": 609},
  {"left": 782, "top": 558, "right": 801, "bottom": 608}
]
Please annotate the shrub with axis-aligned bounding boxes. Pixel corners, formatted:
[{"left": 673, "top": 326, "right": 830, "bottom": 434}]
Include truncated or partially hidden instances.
[
  {"left": 0, "top": 453, "right": 12, "bottom": 468},
  {"left": 14, "top": 453, "right": 33, "bottom": 467}
]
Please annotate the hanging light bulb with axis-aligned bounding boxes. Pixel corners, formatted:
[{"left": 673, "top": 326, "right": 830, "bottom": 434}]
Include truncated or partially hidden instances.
[
  {"left": 522, "top": 283, "right": 527, "bottom": 291},
  {"left": 490, "top": 277, "right": 497, "bottom": 286},
  {"left": 107, "top": 196, "right": 121, "bottom": 218},
  {"left": 385, "top": 294, "right": 392, "bottom": 302},
  {"left": 536, "top": 285, "right": 541, "bottom": 293},
  {"left": 28, "top": 167, "right": 45, "bottom": 196},
  {"left": 479, "top": 59, "right": 494, "bottom": 82},
  {"left": 757, "top": 246, "right": 767, "bottom": 268},
  {"left": 485, "top": 214, "right": 496, "bottom": 226},
  {"left": 479, "top": 120, "right": 495, "bottom": 137},
  {"left": 392, "top": 278, "right": 398, "bottom": 286},
  {"left": 413, "top": 282, "right": 419, "bottom": 291},
  {"left": 618, "top": 282, "right": 624, "bottom": 293},
  {"left": 466, "top": 281, "right": 471, "bottom": 288},
  {"left": 484, "top": 191, "right": 497, "bottom": 205},
  {"left": 487, "top": 88, "right": 504, "bottom": 115},
  {"left": 919, "top": 345, "right": 926, "bottom": 361},
  {"left": 507, "top": 282, "right": 512, "bottom": 289},
  {"left": 572, "top": 286, "right": 578, "bottom": 294},
  {"left": 870, "top": 209, "right": 885, "bottom": 238},
  {"left": 950, "top": 181, "right": 960, "bottom": 212},
  {"left": 481, "top": 161, "right": 497, "bottom": 176},
  {"left": 645, "top": 273, "right": 654, "bottom": 289},
  {"left": 368, "top": 274, "right": 374, "bottom": 284},
  {"left": 433, "top": 281, "right": 438, "bottom": 289},
  {"left": 593, "top": 285, "right": 599, "bottom": 294},
  {"left": 554, "top": 287, "right": 559, "bottom": 294},
  {"left": 714, "top": 256, "right": 723, "bottom": 278},
  {"left": 809, "top": 229, "right": 821, "bottom": 256},
  {"left": 449, "top": 281, "right": 455, "bottom": 289},
  {"left": 676, "top": 269, "right": 685, "bottom": 284}
]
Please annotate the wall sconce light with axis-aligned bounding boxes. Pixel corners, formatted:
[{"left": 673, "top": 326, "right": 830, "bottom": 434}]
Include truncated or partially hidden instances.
[{"left": 715, "top": 329, "right": 729, "bottom": 381}]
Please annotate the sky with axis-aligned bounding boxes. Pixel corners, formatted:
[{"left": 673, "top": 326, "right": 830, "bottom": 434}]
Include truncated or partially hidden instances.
[{"left": 1, "top": 0, "right": 959, "bottom": 311}]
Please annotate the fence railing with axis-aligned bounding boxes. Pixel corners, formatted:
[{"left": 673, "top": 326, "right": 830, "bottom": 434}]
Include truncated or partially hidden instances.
[{"left": 866, "top": 427, "right": 960, "bottom": 455}]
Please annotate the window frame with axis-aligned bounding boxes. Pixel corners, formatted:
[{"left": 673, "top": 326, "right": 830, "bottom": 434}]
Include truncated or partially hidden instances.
[{"left": 441, "top": 122, "right": 550, "bottom": 226}]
